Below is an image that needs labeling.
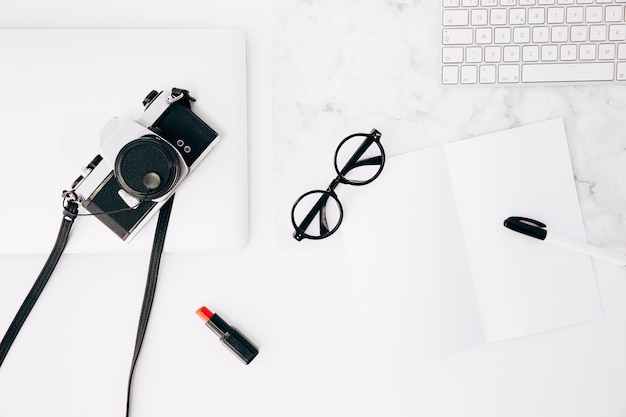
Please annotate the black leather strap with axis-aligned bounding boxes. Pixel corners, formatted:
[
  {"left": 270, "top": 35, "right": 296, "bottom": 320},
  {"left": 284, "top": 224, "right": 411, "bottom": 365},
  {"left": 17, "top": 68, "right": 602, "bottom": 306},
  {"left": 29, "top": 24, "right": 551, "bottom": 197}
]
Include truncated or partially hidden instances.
[
  {"left": 0, "top": 196, "right": 174, "bottom": 417},
  {"left": 0, "top": 200, "right": 79, "bottom": 367},
  {"left": 125, "top": 195, "right": 175, "bottom": 417}
]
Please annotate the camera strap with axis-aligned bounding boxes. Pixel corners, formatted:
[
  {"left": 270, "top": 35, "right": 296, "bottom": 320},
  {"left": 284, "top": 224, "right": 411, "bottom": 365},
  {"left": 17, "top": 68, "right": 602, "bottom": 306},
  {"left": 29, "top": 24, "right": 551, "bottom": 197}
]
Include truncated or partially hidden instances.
[
  {"left": 0, "top": 198, "right": 79, "bottom": 367},
  {"left": 0, "top": 192, "right": 176, "bottom": 417},
  {"left": 125, "top": 195, "right": 174, "bottom": 417}
]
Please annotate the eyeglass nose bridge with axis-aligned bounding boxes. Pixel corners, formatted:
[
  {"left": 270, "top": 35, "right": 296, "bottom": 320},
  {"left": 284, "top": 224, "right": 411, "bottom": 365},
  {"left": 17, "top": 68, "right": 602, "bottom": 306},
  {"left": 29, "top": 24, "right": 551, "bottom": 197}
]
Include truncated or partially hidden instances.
[{"left": 329, "top": 177, "right": 343, "bottom": 189}]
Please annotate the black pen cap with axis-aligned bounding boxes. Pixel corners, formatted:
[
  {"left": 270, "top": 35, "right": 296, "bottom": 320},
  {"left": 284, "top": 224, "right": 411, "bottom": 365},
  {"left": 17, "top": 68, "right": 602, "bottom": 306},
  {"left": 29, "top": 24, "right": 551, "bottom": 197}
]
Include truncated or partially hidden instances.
[{"left": 503, "top": 216, "right": 547, "bottom": 240}]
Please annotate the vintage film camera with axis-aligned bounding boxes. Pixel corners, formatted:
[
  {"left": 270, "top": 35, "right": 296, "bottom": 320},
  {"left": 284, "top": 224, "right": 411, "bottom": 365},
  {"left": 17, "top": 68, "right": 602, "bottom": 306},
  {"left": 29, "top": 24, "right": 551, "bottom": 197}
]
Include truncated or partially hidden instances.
[{"left": 70, "top": 88, "right": 219, "bottom": 241}]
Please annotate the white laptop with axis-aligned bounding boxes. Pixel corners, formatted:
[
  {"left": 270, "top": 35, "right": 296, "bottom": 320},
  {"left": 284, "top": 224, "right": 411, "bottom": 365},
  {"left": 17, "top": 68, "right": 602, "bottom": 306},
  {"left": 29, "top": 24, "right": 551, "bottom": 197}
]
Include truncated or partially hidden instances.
[{"left": 0, "top": 28, "right": 248, "bottom": 253}]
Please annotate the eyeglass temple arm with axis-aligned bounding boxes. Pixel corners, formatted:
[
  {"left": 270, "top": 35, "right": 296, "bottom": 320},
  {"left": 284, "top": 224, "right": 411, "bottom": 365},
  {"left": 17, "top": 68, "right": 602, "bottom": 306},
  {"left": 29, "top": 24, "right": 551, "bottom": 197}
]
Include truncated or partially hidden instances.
[
  {"left": 293, "top": 192, "right": 332, "bottom": 241},
  {"left": 340, "top": 155, "right": 384, "bottom": 176}
]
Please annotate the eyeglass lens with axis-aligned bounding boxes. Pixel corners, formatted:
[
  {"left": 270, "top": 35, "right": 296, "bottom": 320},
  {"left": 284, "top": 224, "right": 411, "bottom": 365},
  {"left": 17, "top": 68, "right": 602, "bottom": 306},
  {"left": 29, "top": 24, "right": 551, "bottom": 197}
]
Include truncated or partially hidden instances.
[
  {"left": 335, "top": 131, "right": 384, "bottom": 185},
  {"left": 291, "top": 190, "right": 343, "bottom": 240}
]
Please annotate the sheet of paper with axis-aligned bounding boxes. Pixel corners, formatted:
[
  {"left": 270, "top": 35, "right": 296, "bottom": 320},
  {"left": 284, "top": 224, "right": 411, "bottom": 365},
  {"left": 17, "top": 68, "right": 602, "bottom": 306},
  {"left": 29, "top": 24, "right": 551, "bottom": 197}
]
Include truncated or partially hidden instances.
[
  {"left": 445, "top": 119, "right": 601, "bottom": 341},
  {"left": 342, "top": 146, "right": 486, "bottom": 364},
  {"left": 342, "top": 119, "right": 601, "bottom": 361}
]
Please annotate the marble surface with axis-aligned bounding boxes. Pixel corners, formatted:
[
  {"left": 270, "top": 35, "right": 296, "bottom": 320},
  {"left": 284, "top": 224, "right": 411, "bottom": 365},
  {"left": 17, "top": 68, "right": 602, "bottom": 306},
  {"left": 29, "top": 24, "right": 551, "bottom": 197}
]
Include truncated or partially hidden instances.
[{"left": 272, "top": 0, "right": 626, "bottom": 248}]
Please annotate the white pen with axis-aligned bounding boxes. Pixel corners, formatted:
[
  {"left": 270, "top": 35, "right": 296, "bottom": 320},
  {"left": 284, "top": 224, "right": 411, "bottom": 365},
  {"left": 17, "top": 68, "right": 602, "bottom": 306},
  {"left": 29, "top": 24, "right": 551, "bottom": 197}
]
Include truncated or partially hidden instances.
[{"left": 503, "top": 216, "right": 626, "bottom": 266}]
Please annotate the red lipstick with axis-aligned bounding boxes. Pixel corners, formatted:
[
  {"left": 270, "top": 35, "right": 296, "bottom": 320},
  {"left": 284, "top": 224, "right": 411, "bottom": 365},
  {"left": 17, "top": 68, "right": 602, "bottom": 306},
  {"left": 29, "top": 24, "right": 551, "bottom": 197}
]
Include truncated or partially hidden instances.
[{"left": 196, "top": 306, "right": 258, "bottom": 365}]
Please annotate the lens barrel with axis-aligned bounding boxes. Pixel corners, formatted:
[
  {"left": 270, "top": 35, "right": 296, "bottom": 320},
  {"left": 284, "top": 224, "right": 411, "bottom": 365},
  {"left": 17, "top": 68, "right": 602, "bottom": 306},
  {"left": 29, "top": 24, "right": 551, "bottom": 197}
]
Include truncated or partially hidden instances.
[{"left": 114, "top": 136, "right": 181, "bottom": 199}]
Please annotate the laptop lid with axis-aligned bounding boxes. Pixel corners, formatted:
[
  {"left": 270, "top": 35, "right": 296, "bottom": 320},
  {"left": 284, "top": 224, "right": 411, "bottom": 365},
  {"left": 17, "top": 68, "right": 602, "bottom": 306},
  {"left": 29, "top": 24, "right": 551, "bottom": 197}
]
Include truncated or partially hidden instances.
[{"left": 0, "top": 28, "right": 248, "bottom": 253}]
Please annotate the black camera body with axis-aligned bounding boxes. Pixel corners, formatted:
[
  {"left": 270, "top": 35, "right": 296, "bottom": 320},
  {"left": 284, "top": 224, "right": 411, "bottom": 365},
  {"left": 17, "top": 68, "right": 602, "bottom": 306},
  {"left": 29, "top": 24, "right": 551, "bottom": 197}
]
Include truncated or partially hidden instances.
[{"left": 72, "top": 88, "right": 219, "bottom": 241}]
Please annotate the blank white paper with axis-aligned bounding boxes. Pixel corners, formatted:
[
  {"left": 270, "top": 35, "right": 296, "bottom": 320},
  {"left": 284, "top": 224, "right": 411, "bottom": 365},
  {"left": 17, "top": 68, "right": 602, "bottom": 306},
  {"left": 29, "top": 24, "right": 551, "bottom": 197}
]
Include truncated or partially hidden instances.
[
  {"left": 445, "top": 118, "right": 601, "bottom": 341},
  {"left": 342, "top": 145, "right": 486, "bottom": 364}
]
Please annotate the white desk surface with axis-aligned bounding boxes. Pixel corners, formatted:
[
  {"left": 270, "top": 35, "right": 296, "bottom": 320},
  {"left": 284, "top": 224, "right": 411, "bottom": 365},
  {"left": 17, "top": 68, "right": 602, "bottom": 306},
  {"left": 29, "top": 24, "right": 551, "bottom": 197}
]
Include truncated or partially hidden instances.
[{"left": 1, "top": 1, "right": 626, "bottom": 416}]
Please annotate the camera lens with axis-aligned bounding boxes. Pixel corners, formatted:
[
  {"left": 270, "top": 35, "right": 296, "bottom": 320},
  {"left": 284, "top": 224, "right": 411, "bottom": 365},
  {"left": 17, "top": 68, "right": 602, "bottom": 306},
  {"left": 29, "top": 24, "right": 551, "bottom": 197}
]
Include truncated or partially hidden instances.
[{"left": 114, "top": 136, "right": 181, "bottom": 199}]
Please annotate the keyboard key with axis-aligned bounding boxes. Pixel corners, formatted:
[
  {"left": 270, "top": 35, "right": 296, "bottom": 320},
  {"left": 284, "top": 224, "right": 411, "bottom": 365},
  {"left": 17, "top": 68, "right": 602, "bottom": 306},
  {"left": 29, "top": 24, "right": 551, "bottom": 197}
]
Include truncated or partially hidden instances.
[
  {"left": 560, "top": 44, "right": 577, "bottom": 60},
  {"left": 522, "top": 45, "right": 540, "bottom": 61},
  {"left": 598, "top": 43, "right": 615, "bottom": 59},
  {"left": 609, "top": 25, "right": 626, "bottom": 41},
  {"left": 513, "top": 27, "right": 531, "bottom": 43},
  {"left": 498, "top": 64, "right": 521, "bottom": 83},
  {"left": 471, "top": 9, "right": 488, "bottom": 25},
  {"left": 509, "top": 9, "right": 526, "bottom": 25},
  {"left": 532, "top": 26, "right": 550, "bottom": 42},
  {"left": 605, "top": 6, "right": 623, "bottom": 23},
  {"left": 494, "top": 27, "right": 512, "bottom": 43},
  {"left": 547, "top": 7, "right": 565, "bottom": 24},
  {"left": 491, "top": 9, "right": 507, "bottom": 25},
  {"left": 485, "top": 46, "right": 502, "bottom": 62},
  {"left": 443, "top": 28, "right": 473, "bottom": 44},
  {"left": 504, "top": 45, "right": 521, "bottom": 61},
  {"left": 442, "top": 66, "right": 460, "bottom": 84},
  {"left": 551, "top": 26, "right": 569, "bottom": 42},
  {"left": 522, "top": 62, "right": 614, "bottom": 82},
  {"left": 476, "top": 27, "right": 493, "bottom": 43},
  {"left": 443, "top": 9, "right": 469, "bottom": 26},
  {"left": 566, "top": 6, "right": 583, "bottom": 23},
  {"left": 466, "top": 46, "right": 483, "bottom": 62},
  {"left": 461, "top": 65, "right": 478, "bottom": 83},
  {"left": 570, "top": 25, "right": 588, "bottom": 42},
  {"left": 589, "top": 25, "right": 607, "bottom": 41},
  {"left": 528, "top": 8, "right": 546, "bottom": 24},
  {"left": 479, "top": 65, "right": 497, "bottom": 83},
  {"left": 541, "top": 44, "right": 559, "bottom": 60},
  {"left": 579, "top": 44, "right": 597, "bottom": 60},
  {"left": 443, "top": 47, "right": 464, "bottom": 63},
  {"left": 617, "top": 62, "right": 626, "bottom": 80},
  {"left": 585, "top": 7, "right": 603, "bottom": 23}
]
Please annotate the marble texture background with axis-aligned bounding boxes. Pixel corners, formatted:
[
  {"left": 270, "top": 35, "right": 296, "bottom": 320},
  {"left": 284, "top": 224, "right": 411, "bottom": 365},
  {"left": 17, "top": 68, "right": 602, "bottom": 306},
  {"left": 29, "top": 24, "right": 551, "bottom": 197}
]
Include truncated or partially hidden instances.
[{"left": 272, "top": 0, "right": 626, "bottom": 248}]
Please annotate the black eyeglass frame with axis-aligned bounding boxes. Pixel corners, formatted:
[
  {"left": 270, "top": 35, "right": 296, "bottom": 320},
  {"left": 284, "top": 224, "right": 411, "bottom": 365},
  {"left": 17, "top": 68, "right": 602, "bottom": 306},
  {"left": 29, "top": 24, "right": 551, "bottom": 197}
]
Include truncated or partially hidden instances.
[{"left": 291, "top": 128, "right": 385, "bottom": 241}]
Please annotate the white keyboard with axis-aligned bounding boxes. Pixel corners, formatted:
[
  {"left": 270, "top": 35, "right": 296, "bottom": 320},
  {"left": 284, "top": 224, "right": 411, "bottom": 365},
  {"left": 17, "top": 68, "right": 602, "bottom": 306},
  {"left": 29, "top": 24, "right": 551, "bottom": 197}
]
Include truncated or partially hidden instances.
[{"left": 441, "top": 0, "right": 626, "bottom": 86}]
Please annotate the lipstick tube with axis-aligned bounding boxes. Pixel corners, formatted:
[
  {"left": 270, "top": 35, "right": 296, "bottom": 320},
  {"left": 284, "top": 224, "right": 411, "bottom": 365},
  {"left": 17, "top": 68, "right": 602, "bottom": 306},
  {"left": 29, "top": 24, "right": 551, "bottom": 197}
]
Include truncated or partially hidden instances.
[{"left": 196, "top": 306, "right": 259, "bottom": 365}]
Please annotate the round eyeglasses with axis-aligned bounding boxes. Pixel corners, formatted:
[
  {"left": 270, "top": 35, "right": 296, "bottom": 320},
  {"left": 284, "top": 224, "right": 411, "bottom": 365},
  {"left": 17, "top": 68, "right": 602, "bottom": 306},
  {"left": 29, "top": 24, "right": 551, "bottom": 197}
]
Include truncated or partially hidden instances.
[{"left": 291, "top": 129, "right": 385, "bottom": 241}]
